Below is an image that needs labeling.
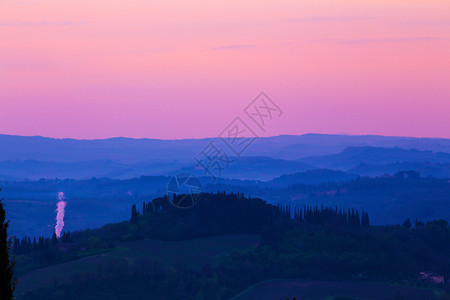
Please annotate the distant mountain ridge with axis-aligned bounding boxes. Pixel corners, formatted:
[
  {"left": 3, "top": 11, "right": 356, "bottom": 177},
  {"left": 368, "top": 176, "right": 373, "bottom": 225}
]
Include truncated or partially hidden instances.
[
  {"left": 298, "top": 146, "right": 450, "bottom": 170},
  {"left": 268, "top": 169, "right": 360, "bottom": 187},
  {"left": 1, "top": 134, "right": 450, "bottom": 180},
  {"left": 179, "top": 156, "right": 315, "bottom": 181},
  {"left": 349, "top": 162, "right": 450, "bottom": 178},
  {"left": 1, "top": 133, "right": 450, "bottom": 162}
]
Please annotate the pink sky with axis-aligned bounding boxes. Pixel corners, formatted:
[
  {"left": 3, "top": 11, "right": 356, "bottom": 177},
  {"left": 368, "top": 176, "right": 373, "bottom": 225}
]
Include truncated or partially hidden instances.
[{"left": 1, "top": 0, "right": 449, "bottom": 139}]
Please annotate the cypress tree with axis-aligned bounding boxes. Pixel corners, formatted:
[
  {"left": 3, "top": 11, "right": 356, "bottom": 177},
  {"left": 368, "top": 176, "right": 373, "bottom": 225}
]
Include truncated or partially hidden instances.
[
  {"left": 130, "top": 204, "right": 138, "bottom": 224},
  {"left": 52, "top": 233, "right": 57, "bottom": 245},
  {"left": 12, "top": 237, "right": 19, "bottom": 254},
  {"left": 1, "top": 194, "right": 15, "bottom": 299},
  {"left": 402, "top": 218, "right": 412, "bottom": 229},
  {"left": 38, "top": 237, "right": 43, "bottom": 250}
]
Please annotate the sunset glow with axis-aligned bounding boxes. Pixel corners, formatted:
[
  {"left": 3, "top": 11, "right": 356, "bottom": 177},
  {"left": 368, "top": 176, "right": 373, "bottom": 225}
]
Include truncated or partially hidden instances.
[{"left": 1, "top": 0, "right": 449, "bottom": 139}]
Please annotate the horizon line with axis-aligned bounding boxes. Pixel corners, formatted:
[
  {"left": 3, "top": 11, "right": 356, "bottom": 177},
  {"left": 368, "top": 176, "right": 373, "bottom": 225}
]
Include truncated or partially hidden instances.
[{"left": 1, "top": 132, "right": 449, "bottom": 141}]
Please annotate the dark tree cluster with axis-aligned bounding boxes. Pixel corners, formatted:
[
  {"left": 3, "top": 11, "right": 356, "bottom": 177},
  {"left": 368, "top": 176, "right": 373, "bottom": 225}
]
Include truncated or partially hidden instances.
[
  {"left": 126, "top": 192, "right": 282, "bottom": 239},
  {"left": 13, "top": 236, "right": 45, "bottom": 255},
  {"left": 142, "top": 201, "right": 154, "bottom": 215},
  {"left": 13, "top": 232, "right": 72, "bottom": 255},
  {"left": 125, "top": 192, "right": 374, "bottom": 242},
  {"left": 278, "top": 204, "right": 370, "bottom": 229}
]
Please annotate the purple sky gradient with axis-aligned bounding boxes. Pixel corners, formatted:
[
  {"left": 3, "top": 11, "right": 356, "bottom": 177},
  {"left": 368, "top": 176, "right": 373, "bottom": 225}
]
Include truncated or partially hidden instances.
[{"left": 1, "top": 0, "right": 449, "bottom": 139}]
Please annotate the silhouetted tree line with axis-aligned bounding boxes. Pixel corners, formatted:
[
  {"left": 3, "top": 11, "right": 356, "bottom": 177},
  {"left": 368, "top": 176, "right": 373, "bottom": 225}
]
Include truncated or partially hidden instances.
[
  {"left": 12, "top": 232, "right": 72, "bottom": 255},
  {"left": 278, "top": 204, "right": 370, "bottom": 229},
  {"left": 284, "top": 173, "right": 447, "bottom": 195}
]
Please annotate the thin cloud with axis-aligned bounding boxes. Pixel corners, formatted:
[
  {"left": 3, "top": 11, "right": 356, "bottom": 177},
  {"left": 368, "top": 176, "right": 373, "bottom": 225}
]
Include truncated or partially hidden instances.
[
  {"left": 0, "top": 21, "right": 84, "bottom": 27},
  {"left": 393, "top": 19, "right": 450, "bottom": 27},
  {"left": 339, "top": 37, "right": 445, "bottom": 44},
  {"left": 212, "top": 44, "right": 256, "bottom": 50},
  {"left": 309, "top": 37, "right": 445, "bottom": 44},
  {"left": 288, "top": 16, "right": 373, "bottom": 23}
]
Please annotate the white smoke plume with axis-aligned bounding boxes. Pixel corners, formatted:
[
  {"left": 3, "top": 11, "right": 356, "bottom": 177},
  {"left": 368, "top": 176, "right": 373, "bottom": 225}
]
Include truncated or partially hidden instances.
[{"left": 55, "top": 192, "right": 67, "bottom": 238}]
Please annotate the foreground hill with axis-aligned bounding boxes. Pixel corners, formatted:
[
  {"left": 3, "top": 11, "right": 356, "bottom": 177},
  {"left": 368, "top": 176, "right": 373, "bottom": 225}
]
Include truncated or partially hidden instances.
[
  {"left": 16, "top": 235, "right": 259, "bottom": 298},
  {"left": 12, "top": 192, "right": 450, "bottom": 299},
  {"left": 232, "top": 279, "right": 435, "bottom": 300}
]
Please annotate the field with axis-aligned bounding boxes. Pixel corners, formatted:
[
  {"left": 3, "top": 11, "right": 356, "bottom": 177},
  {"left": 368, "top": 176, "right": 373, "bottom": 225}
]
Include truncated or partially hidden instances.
[
  {"left": 15, "top": 234, "right": 259, "bottom": 298},
  {"left": 231, "top": 279, "right": 436, "bottom": 300}
]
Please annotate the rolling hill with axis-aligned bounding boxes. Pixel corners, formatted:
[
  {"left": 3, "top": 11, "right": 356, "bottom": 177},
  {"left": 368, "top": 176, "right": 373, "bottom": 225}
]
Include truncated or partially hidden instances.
[
  {"left": 298, "top": 146, "right": 450, "bottom": 170},
  {"left": 1, "top": 133, "right": 450, "bottom": 180}
]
